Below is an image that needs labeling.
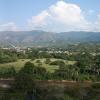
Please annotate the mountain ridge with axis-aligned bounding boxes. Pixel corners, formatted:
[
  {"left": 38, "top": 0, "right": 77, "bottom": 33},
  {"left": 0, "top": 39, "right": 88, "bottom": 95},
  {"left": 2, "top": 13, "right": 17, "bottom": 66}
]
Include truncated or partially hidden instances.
[{"left": 0, "top": 30, "right": 100, "bottom": 47}]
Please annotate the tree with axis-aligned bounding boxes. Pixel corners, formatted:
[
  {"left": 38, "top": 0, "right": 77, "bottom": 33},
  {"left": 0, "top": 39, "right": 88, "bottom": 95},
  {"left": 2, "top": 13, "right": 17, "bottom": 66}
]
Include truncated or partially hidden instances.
[
  {"left": 50, "top": 60, "right": 65, "bottom": 66},
  {"left": 21, "top": 62, "right": 35, "bottom": 74},
  {"left": 36, "top": 60, "right": 41, "bottom": 64},
  {"left": 13, "top": 62, "right": 35, "bottom": 92},
  {"left": 45, "top": 58, "right": 51, "bottom": 64},
  {"left": 7, "top": 67, "right": 16, "bottom": 77},
  {"left": 0, "top": 67, "right": 16, "bottom": 78},
  {"left": 33, "top": 67, "right": 47, "bottom": 80}
]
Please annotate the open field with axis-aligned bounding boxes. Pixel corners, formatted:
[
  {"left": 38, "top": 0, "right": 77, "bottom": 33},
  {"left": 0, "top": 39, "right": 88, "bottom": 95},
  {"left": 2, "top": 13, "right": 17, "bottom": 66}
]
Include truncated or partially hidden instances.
[{"left": 0, "top": 58, "right": 76, "bottom": 73}]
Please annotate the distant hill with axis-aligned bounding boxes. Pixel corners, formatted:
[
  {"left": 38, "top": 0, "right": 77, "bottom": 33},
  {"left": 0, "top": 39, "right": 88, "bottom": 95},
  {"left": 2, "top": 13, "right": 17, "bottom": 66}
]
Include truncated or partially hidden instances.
[{"left": 0, "top": 30, "right": 100, "bottom": 47}]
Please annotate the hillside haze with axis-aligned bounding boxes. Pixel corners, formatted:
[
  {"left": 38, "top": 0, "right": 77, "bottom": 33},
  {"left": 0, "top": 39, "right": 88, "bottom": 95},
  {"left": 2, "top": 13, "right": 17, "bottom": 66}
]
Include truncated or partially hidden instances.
[{"left": 0, "top": 30, "right": 100, "bottom": 47}]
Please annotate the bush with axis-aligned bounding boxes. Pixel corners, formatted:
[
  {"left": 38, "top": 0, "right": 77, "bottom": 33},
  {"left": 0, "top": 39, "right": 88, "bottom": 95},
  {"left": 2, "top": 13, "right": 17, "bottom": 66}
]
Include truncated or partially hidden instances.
[
  {"left": 92, "top": 83, "right": 100, "bottom": 89},
  {"left": 36, "top": 60, "right": 41, "bottom": 63},
  {"left": 0, "top": 67, "right": 16, "bottom": 78},
  {"left": 50, "top": 60, "right": 65, "bottom": 66},
  {"left": 45, "top": 58, "right": 51, "bottom": 64}
]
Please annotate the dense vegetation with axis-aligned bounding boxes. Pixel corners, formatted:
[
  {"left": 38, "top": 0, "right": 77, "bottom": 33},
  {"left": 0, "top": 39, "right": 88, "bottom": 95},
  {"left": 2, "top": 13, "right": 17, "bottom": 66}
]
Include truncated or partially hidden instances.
[
  {"left": 0, "top": 62, "right": 100, "bottom": 100},
  {"left": 0, "top": 43, "right": 100, "bottom": 100},
  {"left": 0, "top": 43, "right": 100, "bottom": 81},
  {"left": 0, "top": 49, "right": 17, "bottom": 63}
]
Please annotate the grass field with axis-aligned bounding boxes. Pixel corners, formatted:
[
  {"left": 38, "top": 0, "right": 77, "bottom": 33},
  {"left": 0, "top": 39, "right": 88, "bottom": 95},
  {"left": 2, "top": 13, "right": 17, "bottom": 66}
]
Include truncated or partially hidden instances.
[{"left": 0, "top": 58, "right": 76, "bottom": 73}]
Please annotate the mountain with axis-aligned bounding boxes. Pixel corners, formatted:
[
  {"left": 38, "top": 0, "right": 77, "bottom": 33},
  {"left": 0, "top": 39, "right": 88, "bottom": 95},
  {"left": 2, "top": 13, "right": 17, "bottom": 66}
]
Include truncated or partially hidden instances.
[{"left": 0, "top": 30, "right": 100, "bottom": 47}]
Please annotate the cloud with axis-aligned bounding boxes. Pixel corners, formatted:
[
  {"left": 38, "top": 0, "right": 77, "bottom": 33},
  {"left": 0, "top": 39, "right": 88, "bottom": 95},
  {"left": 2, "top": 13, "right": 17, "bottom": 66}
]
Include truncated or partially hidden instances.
[
  {"left": 0, "top": 22, "right": 19, "bottom": 31},
  {"left": 0, "top": 1, "right": 99, "bottom": 32},
  {"left": 28, "top": 11, "right": 49, "bottom": 30},
  {"left": 28, "top": 1, "right": 92, "bottom": 32},
  {"left": 95, "top": 14, "right": 100, "bottom": 31}
]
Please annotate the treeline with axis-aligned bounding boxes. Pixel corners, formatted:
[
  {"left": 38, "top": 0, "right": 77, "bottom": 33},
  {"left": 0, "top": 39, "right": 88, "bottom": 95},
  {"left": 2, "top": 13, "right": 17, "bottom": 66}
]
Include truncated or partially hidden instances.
[
  {"left": 0, "top": 49, "right": 17, "bottom": 63},
  {"left": 1, "top": 43, "right": 100, "bottom": 63}
]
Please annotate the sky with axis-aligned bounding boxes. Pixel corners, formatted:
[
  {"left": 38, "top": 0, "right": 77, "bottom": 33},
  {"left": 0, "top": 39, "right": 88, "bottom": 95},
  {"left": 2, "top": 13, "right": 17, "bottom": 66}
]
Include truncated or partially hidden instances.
[{"left": 0, "top": 0, "right": 100, "bottom": 32}]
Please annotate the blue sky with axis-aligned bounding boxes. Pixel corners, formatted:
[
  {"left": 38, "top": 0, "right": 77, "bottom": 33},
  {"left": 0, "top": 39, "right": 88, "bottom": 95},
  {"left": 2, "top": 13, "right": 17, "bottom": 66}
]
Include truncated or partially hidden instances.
[{"left": 0, "top": 0, "right": 100, "bottom": 32}]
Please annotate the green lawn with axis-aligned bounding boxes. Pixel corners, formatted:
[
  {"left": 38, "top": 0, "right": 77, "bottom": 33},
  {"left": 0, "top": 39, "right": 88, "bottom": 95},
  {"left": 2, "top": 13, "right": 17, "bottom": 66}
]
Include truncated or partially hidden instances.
[
  {"left": 0, "top": 58, "right": 76, "bottom": 73},
  {"left": 0, "top": 59, "right": 30, "bottom": 71}
]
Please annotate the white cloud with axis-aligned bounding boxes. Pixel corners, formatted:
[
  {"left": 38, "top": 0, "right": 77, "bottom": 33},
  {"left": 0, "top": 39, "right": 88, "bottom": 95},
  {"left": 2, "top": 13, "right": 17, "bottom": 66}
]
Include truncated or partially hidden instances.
[
  {"left": 95, "top": 14, "right": 100, "bottom": 31},
  {"left": 28, "top": 1, "right": 92, "bottom": 32},
  {"left": 0, "top": 1, "right": 99, "bottom": 32},
  {"left": 0, "top": 22, "right": 19, "bottom": 31},
  {"left": 28, "top": 11, "right": 49, "bottom": 30}
]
